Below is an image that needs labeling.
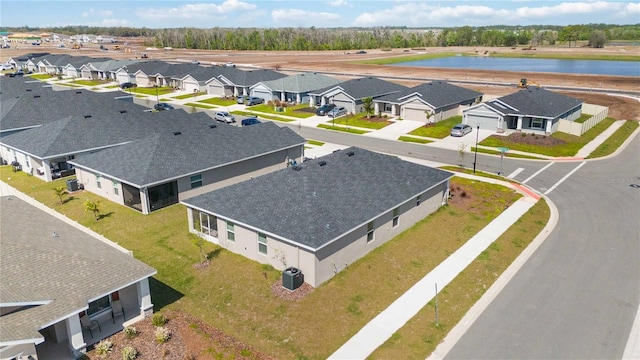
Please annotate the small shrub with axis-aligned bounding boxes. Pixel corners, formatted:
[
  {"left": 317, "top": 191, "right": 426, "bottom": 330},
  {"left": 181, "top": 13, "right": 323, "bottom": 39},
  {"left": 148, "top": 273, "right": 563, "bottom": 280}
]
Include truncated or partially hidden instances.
[
  {"left": 122, "top": 345, "right": 137, "bottom": 360},
  {"left": 521, "top": 133, "right": 527, "bottom": 137},
  {"left": 124, "top": 326, "right": 138, "bottom": 339},
  {"left": 151, "top": 312, "right": 167, "bottom": 326},
  {"left": 461, "top": 191, "right": 468, "bottom": 198},
  {"left": 155, "top": 326, "right": 171, "bottom": 343},
  {"left": 95, "top": 340, "right": 113, "bottom": 358}
]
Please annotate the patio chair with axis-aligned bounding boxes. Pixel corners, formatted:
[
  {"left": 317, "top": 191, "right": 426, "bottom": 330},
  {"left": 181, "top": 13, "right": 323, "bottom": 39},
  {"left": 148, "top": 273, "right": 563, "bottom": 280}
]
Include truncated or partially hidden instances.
[
  {"left": 80, "top": 315, "right": 101, "bottom": 337},
  {"left": 111, "top": 299, "right": 125, "bottom": 323}
]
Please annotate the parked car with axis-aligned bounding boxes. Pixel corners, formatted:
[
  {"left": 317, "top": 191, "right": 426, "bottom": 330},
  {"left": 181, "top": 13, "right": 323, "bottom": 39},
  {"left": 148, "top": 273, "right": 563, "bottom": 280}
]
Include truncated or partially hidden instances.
[
  {"left": 450, "top": 123, "right": 472, "bottom": 137},
  {"left": 356, "top": 50, "right": 367, "bottom": 54},
  {"left": 236, "top": 95, "right": 248, "bottom": 104},
  {"left": 120, "top": 82, "right": 137, "bottom": 89},
  {"left": 241, "top": 117, "right": 261, "bottom": 126},
  {"left": 190, "top": 60, "right": 200, "bottom": 65},
  {"left": 154, "top": 103, "right": 175, "bottom": 111},
  {"left": 214, "top": 111, "right": 236, "bottom": 123},
  {"left": 316, "top": 103, "right": 336, "bottom": 116},
  {"left": 225, "top": 62, "right": 235, "bottom": 68},
  {"left": 12, "top": 70, "right": 24, "bottom": 77},
  {"left": 327, "top": 106, "right": 347, "bottom": 118},
  {"left": 246, "top": 97, "right": 264, "bottom": 106}
]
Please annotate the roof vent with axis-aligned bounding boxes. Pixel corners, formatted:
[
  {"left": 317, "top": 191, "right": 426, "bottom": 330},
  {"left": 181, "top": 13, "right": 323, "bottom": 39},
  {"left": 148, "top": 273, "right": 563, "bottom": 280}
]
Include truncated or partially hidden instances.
[
  {"left": 75, "top": 91, "right": 82, "bottom": 94},
  {"left": 209, "top": 124, "right": 217, "bottom": 129},
  {"left": 292, "top": 165, "right": 302, "bottom": 171},
  {"left": 26, "top": 89, "right": 32, "bottom": 92},
  {"left": 84, "top": 115, "right": 92, "bottom": 118},
  {"left": 33, "top": 95, "right": 40, "bottom": 98},
  {"left": 173, "top": 131, "right": 182, "bottom": 136},
  {"left": 318, "top": 160, "right": 327, "bottom": 166},
  {"left": 346, "top": 151, "right": 355, "bottom": 157},
  {"left": 119, "top": 110, "right": 127, "bottom": 113}
]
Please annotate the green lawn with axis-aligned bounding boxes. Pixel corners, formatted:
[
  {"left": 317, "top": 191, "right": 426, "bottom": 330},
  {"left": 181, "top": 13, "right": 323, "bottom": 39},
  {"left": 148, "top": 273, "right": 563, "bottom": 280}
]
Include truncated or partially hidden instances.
[
  {"left": 587, "top": 120, "right": 639, "bottom": 159},
  {"left": 574, "top": 113, "right": 592, "bottom": 124},
  {"left": 184, "top": 102, "right": 215, "bottom": 109},
  {"left": 480, "top": 118, "right": 616, "bottom": 157},
  {"left": 307, "top": 140, "right": 325, "bottom": 146},
  {"left": 332, "top": 113, "right": 392, "bottom": 130},
  {"left": 398, "top": 136, "right": 433, "bottom": 144},
  {"left": 128, "top": 86, "right": 174, "bottom": 96},
  {"left": 231, "top": 110, "right": 295, "bottom": 122},
  {"left": 71, "top": 79, "right": 111, "bottom": 86},
  {"left": 472, "top": 147, "right": 547, "bottom": 160},
  {"left": 317, "top": 123, "right": 369, "bottom": 134},
  {"left": 197, "top": 97, "right": 236, "bottom": 106},
  {"left": 409, "top": 116, "right": 462, "bottom": 139},
  {"left": 1, "top": 169, "right": 536, "bottom": 359},
  {"left": 248, "top": 104, "right": 315, "bottom": 119},
  {"left": 173, "top": 91, "right": 207, "bottom": 100},
  {"left": 29, "top": 73, "right": 53, "bottom": 80}
]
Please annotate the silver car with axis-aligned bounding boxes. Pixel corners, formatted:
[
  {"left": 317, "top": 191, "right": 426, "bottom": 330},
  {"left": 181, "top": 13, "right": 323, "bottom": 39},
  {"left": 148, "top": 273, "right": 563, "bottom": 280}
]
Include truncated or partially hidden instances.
[
  {"left": 450, "top": 123, "right": 472, "bottom": 137},
  {"left": 214, "top": 111, "right": 235, "bottom": 123},
  {"left": 327, "top": 106, "right": 347, "bottom": 118}
]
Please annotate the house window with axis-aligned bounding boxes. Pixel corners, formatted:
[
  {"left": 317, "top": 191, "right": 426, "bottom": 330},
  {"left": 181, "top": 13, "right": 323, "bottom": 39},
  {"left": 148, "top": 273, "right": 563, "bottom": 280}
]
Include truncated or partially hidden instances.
[
  {"left": 193, "top": 211, "right": 217, "bottom": 237},
  {"left": 96, "top": 174, "right": 102, "bottom": 189},
  {"left": 190, "top": 174, "right": 203, "bottom": 189},
  {"left": 113, "top": 181, "right": 119, "bottom": 196},
  {"left": 392, "top": 208, "right": 399, "bottom": 228},
  {"left": 87, "top": 295, "right": 110, "bottom": 316},
  {"left": 416, "top": 194, "right": 422, "bottom": 206},
  {"left": 258, "top": 233, "right": 267, "bottom": 255},
  {"left": 531, "top": 118, "right": 543, "bottom": 129},
  {"left": 226, "top": 221, "right": 235, "bottom": 242},
  {"left": 367, "top": 221, "right": 375, "bottom": 243}
]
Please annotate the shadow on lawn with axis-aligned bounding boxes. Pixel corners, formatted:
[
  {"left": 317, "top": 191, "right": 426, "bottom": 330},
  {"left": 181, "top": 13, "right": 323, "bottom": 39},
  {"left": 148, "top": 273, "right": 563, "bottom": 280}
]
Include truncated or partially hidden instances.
[{"left": 150, "top": 277, "right": 184, "bottom": 311}]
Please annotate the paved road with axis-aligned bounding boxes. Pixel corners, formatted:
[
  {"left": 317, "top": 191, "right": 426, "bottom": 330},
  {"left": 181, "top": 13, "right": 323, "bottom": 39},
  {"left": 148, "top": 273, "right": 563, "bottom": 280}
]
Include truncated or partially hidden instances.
[{"left": 284, "top": 123, "right": 640, "bottom": 358}]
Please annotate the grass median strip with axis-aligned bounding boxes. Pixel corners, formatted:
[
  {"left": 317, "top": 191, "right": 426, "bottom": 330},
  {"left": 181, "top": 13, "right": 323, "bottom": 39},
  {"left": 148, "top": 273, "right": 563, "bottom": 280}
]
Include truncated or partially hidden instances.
[
  {"left": 587, "top": 120, "right": 639, "bottom": 159},
  {"left": 184, "top": 102, "right": 215, "bottom": 109},
  {"left": 398, "top": 136, "right": 433, "bottom": 144},
  {"left": 231, "top": 110, "right": 295, "bottom": 122},
  {"left": 317, "top": 123, "right": 369, "bottom": 134},
  {"left": 1, "top": 170, "right": 536, "bottom": 359},
  {"left": 471, "top": 147, "right": 546, "bottom": 160}
]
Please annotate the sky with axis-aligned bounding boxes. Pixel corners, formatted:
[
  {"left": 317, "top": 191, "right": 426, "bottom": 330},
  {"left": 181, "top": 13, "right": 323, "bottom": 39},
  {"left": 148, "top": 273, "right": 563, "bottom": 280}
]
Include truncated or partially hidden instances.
[{"left": 1, "top": 0, "right": 639, "bottom": 29}]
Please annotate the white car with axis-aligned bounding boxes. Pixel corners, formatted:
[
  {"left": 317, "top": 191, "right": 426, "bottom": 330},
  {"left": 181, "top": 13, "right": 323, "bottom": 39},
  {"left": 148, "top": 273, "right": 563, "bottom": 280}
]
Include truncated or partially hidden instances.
[{"left": 214, "top": 111, "right": 235, "bottom": 123}]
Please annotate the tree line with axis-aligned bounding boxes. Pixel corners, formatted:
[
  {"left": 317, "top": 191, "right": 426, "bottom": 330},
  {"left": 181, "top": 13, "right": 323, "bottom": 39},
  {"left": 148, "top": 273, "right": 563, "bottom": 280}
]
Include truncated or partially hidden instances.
[{"left": 2, "top": 24, "right": 638, "bottom": 50}]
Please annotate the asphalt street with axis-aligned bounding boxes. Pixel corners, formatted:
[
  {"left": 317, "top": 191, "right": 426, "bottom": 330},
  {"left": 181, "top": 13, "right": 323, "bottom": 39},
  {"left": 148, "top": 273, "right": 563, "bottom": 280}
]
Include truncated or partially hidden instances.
[{"left": 283, "top": 122, "right": 640, "bottom": 358}]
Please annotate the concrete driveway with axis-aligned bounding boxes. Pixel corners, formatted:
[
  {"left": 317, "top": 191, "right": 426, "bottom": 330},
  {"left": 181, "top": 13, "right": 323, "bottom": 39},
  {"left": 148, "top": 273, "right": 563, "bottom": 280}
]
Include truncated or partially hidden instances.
[{"left": 431, "top": 128, "right": 496, "bottom": 151}]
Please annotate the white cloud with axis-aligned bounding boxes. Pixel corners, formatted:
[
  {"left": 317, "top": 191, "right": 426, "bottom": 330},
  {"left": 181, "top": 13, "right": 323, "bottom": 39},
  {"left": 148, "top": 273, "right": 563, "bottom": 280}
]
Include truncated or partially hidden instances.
[
  {"left": 514, "top": 1, "right": 619, "bottom": 17},
  {"left": 82, "top": 9, "right": 114, "bottom": 17},
  {"left": 626, "top": 2, "right": 640, "bottom": 14},
  {"left": 101, "top": 18, "right": 131, "bottom": 27},
  {"left": 137, "top": 0, "right": 257, "bottom": 20},
  {"left": 329, "top": 0, "right": 349, "bottom": 7},
  {"left": 272, "top": 8, "right": 341, "bottom": 24}
]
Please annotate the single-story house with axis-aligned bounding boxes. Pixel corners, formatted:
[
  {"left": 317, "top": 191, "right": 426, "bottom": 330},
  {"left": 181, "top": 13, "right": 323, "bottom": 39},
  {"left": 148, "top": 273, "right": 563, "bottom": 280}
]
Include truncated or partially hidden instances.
[
  {"left": 213, "top": 68, "right": 286, "bottom": 97},
  {"left": 62, "top": 56, "right": 110, "bottom": 78},
  {"left": 463, "top": 87, "right": 583, "bottom": 134},
  {"left": 0, "top": 196, "right": 156, "bottom": 359},
  {"left": 79, "top": 59, "right": 141, "bottom": 81},
  {"left": 182, "top": 147, "right": 453, "bottom": 287},
  {"left": 249, "top": 72, "right": 343, "bottom": 104},
  {"left": 373, "top": 81, "right": 483, "bottom": 123},
  {"left": 307, "top": 77, "right": 408, "bottom": 114},
  {"left": 69, "top": 122, "right": 305, "bottom": 214}
]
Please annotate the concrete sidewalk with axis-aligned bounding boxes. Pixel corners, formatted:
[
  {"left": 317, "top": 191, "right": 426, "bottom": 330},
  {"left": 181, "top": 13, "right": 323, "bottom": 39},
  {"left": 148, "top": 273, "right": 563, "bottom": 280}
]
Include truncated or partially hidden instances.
[
  {"left": 574, "top": 120, "right": 626, "bottom": 158},
  {"left": 329, "top": 196, "right": 538, "bottom": 360}
]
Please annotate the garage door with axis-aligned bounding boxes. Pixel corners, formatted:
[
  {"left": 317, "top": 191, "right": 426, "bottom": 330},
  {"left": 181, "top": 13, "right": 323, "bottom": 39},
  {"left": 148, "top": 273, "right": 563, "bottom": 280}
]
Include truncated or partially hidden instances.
[
  {"left": 467, "top": 114, "right": 499, "bottom": 131},
  {"left": 207, "top": 83, "right": 224, "bottom": 96},
  {"left": 116, "top": 73, "right": 130, "bottom": 85},
  {"left": 252, "top": 89, "right": 274, "bottom": 102},
  {"left": 184, "top": 81, "right": 200, "bottom": 93},
  {"left": 334, "top": 99, "right": 352, "bottom": 113},
  {"left": 403, "top": 106, "right": 428, "bottom": 121}
]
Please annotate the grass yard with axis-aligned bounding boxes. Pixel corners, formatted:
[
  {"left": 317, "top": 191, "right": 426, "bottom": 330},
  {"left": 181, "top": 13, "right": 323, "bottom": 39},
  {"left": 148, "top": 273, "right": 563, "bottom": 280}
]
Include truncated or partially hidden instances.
[
  {"left": 183, "top": 102, "right": 215, "bottom": 109},
  {"left": 587, "top": 120, "right": 639, "bottom": 159},
  {"left": 409, "top": 116, "right": 462, "bottom": 139},
  {"left": 307, "top": 139, "right": 325, "bottom": 146},
  {"left": 71, "top": 79, "right": 111, "bottom": 86},
  {"left": 248, "top": 104, "right": 315, "bottom": 119},
  {"left": 332, "top": 113, "right": 392, "bottom": 130},
  {"left": 1, "top": 169, "right": 539, "bottom": 360},
  {"left": 480, "top": 118, "right": 616, "bottom": 157},
  {"left": 574, "top": 113, "right": 592, "bottom": 124},
  {"left": 197, "top": 97, "right": 236, "bottom": 106},
  {"left": 317, "top": 123, "right": 369, "bottom": 134},
  {"left": 128, "top": 86, "right": 174, "bottom": 96},
  {"left": 173, "top": 91, "right": 207, "bottom": 100},
  {"left": 231, "top": 110, "right": 295, "bottom": 122},
  {"left": 398, "top": 136, "right": 434, "bottom": 144},
  {"left": 29, "top": 73, "right": 53, "bottom": 80}
]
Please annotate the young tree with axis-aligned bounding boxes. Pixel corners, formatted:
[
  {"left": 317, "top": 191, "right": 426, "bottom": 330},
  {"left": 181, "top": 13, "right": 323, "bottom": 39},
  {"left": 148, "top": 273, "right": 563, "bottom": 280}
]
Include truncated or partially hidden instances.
[
  {"left": 588, "top": 30, "right": 606, "bottom": 48},
  {"left": 458, "top": 142, "right": 468, "bottom": 167},
  {"left": 425, "top": 110, "right": 435, "bottom": 126},
  {"left": 53, "top": 186, "right": 68, "bottom": 205},
  {"left": 84, "top": 200, "right": 100, "bottom": 220},
  {"left": 361, "top": 97, "right": 374, "bottom": 119}
]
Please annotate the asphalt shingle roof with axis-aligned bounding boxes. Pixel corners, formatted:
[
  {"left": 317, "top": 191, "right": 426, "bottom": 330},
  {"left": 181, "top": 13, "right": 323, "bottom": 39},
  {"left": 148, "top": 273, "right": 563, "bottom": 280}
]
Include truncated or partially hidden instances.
[
  {"left": 183, "top": 147, "right": 453, "bottom": 251},
  {"left": 70, "top": 121, "right": 305, "bottom": 187},
  {"left": 0, "top": 196, "right": 156, "bottom": 344},
  {"left": 375, "top": 81, "right": 483, "bottom": 110},
  {"left": 309, "top": 76, "right": 408, "bottom": 100},
  {"left": 488, "top": 87, "right": 583, "bottom": 118},
  {"left": 256, "top": 73, "right": 343, "bottom": 93}
]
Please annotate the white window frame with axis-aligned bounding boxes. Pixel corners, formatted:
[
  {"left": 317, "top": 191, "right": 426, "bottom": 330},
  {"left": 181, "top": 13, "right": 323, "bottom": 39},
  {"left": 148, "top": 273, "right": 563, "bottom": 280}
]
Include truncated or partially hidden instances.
[
  {"left": 367, "top": 221, "right": 375, "bottom": 243},
  {"left": 113, "top": 180, "right": 119, "bottom": 196},
  {"left": 392, "top": 208, "right": 399, "bottom": 228},
  {"left": 531, "top": 117, "right": 543, "bottom": 129},
  {"left": 96, "top": 174, "right": 102, "bottom": 189},
  {"left": 226, "top": 221, "right": 235, "bottom": 242},
  {"left": 190, "top": 174, "right": 203, "bottom": 189},
  {"left": 258, "top": 233, "right": 267, "bottom": 255},
  {"left": 87, "top": 295, "right": 110, "bottom": 317}
]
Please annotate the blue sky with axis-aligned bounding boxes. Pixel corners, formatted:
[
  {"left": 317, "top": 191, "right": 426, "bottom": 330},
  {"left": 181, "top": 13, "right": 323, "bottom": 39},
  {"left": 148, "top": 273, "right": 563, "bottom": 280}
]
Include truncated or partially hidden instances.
[{"left": 1, "top": 1, "right": 639, "bottom": 29}]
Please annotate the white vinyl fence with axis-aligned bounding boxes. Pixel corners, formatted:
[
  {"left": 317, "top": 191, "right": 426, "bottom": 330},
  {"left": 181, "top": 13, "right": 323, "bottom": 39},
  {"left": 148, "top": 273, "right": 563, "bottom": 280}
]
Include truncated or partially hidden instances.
[{"left": 557, "top": 103, "right": 609, "bottom": 136}]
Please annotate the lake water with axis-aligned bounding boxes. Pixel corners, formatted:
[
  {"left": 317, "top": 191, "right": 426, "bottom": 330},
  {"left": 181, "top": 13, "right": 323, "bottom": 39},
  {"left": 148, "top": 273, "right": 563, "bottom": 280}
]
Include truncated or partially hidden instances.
[{"left": 392, "top": 56, "right": 640, "bottom": 77}]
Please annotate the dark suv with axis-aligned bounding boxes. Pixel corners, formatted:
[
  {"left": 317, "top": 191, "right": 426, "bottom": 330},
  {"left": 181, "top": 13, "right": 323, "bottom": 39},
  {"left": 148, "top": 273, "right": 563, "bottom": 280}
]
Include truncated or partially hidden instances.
[
  {"left": 316, "top": 103, "right": 336, "bottom": 116},
  {"left": 241, "top": 117, "right": 262, "bottom": 126},
  {"left": 154, "top": 103, "right": 175, "bottom": 111},
  {"left": 120, "top": 82, "right": 137, "bottom": 89}
]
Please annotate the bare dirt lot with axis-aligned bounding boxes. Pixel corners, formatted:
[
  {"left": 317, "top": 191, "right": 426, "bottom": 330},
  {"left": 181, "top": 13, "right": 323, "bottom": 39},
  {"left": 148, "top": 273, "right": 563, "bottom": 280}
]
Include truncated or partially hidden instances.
[{"left": 3, "top": 42, "right": 638, "bottom": 119}]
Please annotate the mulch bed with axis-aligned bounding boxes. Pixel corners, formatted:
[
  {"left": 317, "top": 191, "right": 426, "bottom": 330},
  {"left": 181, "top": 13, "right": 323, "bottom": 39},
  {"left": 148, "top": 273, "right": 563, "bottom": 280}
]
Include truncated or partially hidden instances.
[{"left": 488, "top": 132, "right": 566, "bottom": 146}]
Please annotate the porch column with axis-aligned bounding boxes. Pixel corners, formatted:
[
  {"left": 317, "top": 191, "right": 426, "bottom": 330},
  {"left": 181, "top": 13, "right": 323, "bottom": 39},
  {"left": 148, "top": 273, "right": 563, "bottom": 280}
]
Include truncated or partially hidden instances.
[
  {"left": 137, "top": 277, "right": 154, "bottom": 318},
  {"left": 374, "top": 103, "right": 379, "bottom": 114},
  {"left": 280, "top": 91, "right": 285, "bottom": 102},
  {"left": 42, "top": 160, "right": 53, "bottom": 182},
  {"left": 141, "top": 188, "right": 150, "bottom": 215},
  {"left": 516, "top": 116, "right": 523, "bottom": 131},
  {"left": 66, "top": 315, "right": 87, "bottom": 356},
  {"left": 296, "top": 93, "right": 301, "bottom": 103},
  {"left": 309, "top": 97, "right": 314, "bottom": 107},
  {"left": 393, "top": 104, "right": 399, "bottom": 116},
  {"left": 320, "top": 97, "right": 326, "bottom": 106},
  {"left": 545, "top": 119, "right": 553, "bottom": 135}
]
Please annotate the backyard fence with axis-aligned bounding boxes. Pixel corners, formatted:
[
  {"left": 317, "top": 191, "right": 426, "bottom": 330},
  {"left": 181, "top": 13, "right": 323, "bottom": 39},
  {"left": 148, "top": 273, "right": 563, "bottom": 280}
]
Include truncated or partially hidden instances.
[{"left": 557, "top": 103, "right": 609, "bottom": 136}]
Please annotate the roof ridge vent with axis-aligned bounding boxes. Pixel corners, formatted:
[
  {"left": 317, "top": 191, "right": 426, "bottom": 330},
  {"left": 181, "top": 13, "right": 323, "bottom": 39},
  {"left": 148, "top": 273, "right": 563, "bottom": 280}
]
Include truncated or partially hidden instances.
[
  {"left": 119, "top": 110, "right": 127, "bottom": 113},
  {"left": 346, "top": 151, "right": 355, "bottom": 157},
  {"left": 209, "top": 124, "right": 217, "bottom": 128},
  {"left": 173, "top": 131, "right": 182, "bottom": 135},
  {"left": 26, "top": 89, "right": 32, "bottom": 91},
  {"left": 75, "top": 91, "right": 82, "bottom": 94},
  {"left": 33, "top": 95, "right": 41, "bottom": 98},
  {"left": 84, "top": 115, "right": 92, "bottom": 118},
  {"left": 318, "top": 160, "right": 327, "bottom": 166}
]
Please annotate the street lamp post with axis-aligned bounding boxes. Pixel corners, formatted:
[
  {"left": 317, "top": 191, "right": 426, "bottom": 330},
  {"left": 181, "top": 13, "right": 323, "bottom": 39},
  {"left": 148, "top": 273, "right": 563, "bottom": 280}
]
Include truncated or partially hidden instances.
[{"left": 473, "top": 124, "right": 480, "bottom": 173}]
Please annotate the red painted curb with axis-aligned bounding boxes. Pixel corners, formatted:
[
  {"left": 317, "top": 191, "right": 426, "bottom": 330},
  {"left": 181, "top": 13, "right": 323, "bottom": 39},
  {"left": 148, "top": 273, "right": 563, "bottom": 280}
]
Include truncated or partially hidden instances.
[{"left": 512, "top": 183, "right": 541, "bottom": 200}]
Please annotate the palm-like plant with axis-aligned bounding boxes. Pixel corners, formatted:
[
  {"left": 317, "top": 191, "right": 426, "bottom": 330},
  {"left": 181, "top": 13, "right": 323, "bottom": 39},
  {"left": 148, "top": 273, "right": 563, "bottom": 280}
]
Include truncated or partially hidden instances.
[
  {"left": 84, "top": 200, "right": 100, "bottom": 220},
  {"left": 53, "top": 186, "right": 68, "bottom": 204},
  {"left": 425, "top": 110, "right": 436, "bottom": 125},
  {"left": 362, "top": 97, "right": 374, "bottom": 119}
]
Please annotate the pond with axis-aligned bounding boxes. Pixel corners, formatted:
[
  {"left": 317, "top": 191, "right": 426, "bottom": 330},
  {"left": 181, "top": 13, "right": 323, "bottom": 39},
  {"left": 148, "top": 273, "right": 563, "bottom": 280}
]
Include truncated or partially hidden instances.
[{"left": 391, "top": 56, "right": 640, "bottom": 77}]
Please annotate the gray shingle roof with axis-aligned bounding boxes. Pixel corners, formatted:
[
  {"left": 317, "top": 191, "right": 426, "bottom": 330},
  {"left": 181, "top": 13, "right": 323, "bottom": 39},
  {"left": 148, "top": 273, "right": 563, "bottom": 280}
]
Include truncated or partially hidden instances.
[
  {"left": 218, "top": 68, "right": 286, "bottom": 86},
  {"left": 70, "top": 121, "right": 305, "bottom": 187},
  {"left": 256, "top": 73, "right": 343, "bottom": 93},
  {"left": 85, "top": 59, "right": 142, "bottom": 72},
  {"left": 0, "top": 196, "right": 156, "bottom": 345},
  {"left": 309, "top": 76, "right": 408, "bottom": 100},
  {"left": 375, "top": 81, "right": 483, "bottom": 110},
  {"left": 183, "top": 147, "right": 453, "bottom": 251},
  {"left": 489, "top": 87, "right": 583, "bottom": 118}
]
